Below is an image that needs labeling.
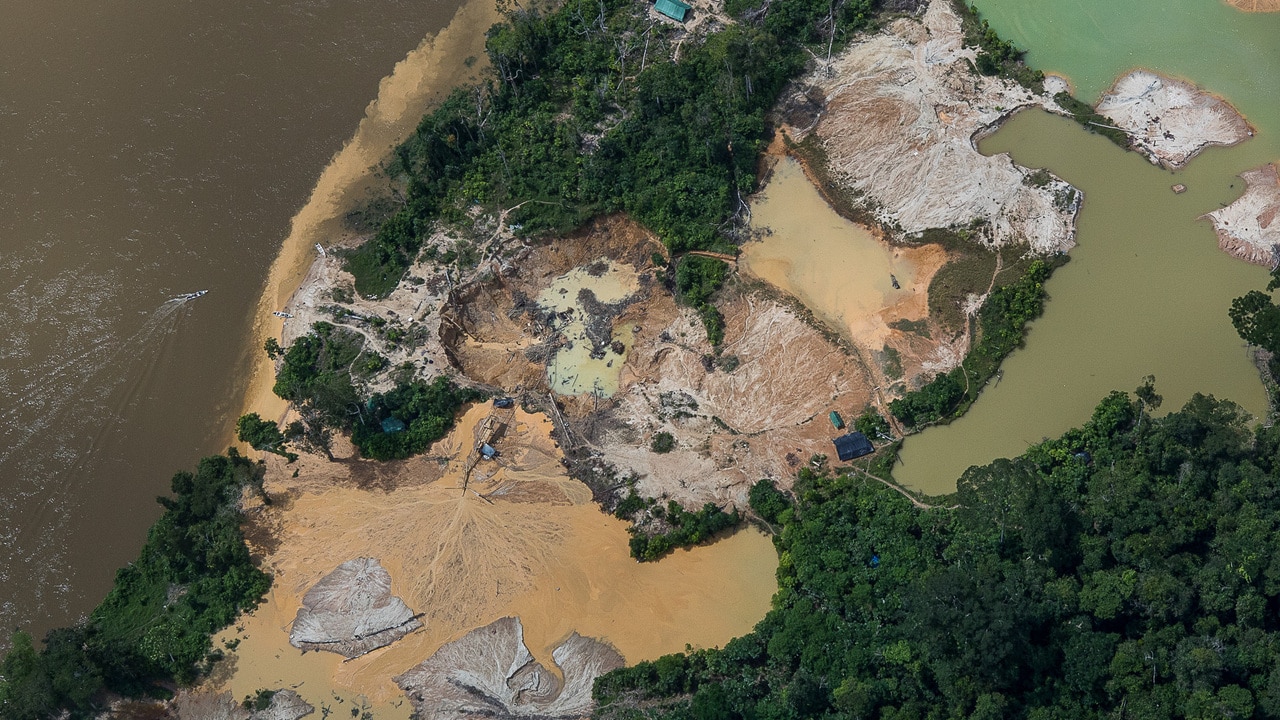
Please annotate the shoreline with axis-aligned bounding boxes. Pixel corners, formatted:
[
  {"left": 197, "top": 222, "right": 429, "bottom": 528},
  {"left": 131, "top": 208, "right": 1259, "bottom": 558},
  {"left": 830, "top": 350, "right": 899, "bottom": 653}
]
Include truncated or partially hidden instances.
[
  {"left": 1095, "top": 68, "right": 1256, "bottom": 170},
  {"left": 236, "top": 0, "right": 503, "bottom": 428},
  {"left": 1225, "top": 0, "right": 1280, "bottom": 11}
]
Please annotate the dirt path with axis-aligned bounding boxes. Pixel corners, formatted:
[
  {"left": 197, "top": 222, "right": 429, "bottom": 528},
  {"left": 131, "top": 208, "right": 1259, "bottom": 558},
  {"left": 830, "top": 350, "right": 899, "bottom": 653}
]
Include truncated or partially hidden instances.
[
  {"left": 848, "top": 466, "right": 956, "bottom": 510},
  {"left": 683, "top": 250, "right": 739, "bottom": 264}
]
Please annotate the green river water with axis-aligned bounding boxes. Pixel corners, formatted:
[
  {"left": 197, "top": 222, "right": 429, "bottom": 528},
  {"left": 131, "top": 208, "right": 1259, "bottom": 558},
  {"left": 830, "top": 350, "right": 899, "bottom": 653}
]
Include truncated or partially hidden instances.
[{"left": 894, "top": 0, "right": 1280, "bottom": 495}]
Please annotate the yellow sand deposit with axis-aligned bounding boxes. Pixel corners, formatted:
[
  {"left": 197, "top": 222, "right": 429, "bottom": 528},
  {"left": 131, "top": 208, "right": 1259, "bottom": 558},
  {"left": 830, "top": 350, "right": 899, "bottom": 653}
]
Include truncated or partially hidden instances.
[{"left": 211, "top": 404, "right": 777, "bottom": 717}]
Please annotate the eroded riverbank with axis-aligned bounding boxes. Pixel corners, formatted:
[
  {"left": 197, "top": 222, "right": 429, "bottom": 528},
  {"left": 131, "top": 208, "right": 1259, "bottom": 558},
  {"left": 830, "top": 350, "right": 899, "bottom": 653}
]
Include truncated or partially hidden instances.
[{"left": 237, "top": 0, "right": 503, "bottom": 429}]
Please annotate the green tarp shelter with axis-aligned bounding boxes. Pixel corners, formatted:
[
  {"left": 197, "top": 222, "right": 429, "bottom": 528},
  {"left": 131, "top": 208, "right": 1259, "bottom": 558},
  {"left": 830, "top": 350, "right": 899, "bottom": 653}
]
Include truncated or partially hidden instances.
[{"left": 655, "top": 0, "right": 691, "bottom": 22}]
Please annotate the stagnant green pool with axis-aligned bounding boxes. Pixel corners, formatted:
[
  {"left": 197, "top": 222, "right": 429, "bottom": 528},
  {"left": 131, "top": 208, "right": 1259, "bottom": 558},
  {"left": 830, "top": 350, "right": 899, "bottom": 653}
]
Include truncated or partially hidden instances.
[{"left": 894, "top": 0, "right": 1279, "bottom": 495}]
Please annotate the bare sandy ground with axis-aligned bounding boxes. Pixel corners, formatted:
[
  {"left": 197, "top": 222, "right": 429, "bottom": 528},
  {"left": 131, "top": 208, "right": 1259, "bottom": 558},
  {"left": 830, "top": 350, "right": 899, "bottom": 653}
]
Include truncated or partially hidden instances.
[
  {"left": 795, "top": 0, "right": 1080, "bottom": 253},
  {"left": 598, "top": 289, "right": 878, "bottom": 503},
  {"left": 1225, "top": 0, "right": 1280, "bottom": 11},
  {"left": 588, "top": 155, "right": 957, "bottom": 506},
  {"left": 1203, "top": 163, "right": 1280, "bottom": 266},
  {"left": 1096, "top": 70, "right": 1254, "bottom": 169},
  {"left": 209, "top": 405, "right": 776, "bottom": 718},
  {"left": 394, "top": 616, "right": 622, "bottom": 720}
]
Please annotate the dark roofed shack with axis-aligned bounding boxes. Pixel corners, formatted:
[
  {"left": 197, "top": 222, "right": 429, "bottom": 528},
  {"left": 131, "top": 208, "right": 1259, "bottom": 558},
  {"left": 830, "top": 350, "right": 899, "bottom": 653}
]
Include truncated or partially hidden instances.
[
  {"left": 654, "top": 0, "right": 690, "bottom": 22},
  {"left": 833, "top": 432, "right": 874, "bottom": 461}
]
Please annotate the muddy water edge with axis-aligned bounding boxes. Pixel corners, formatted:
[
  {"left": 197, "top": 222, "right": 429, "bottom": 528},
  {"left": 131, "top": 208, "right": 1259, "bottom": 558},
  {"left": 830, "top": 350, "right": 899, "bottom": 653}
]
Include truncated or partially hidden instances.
[
  {"left": 0, "top": 0, "right": 474, "bottom": 645},
  {"left": 894, "top": 0, "right": 1280, "bottom": 494},
  {"left": 211, "top": 405, "right": 778, "bottom": 718},
  {"left": 742, "top": 158, "right": 930, "bottom": 350}
]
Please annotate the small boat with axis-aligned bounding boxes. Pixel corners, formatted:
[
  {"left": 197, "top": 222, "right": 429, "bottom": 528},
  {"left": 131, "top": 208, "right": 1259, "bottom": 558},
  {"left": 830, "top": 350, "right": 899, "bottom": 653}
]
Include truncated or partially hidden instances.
[
  {"left": 273, "top": 310, "right": 294, "bottom": 319},
  {"left": 315, "top": 243, "right": 327, "bottom": 257},
  {"left": 171, "top": 290, "right": 208, "bottom": 301},
  {"left": 890, "top": 274, "right": 900, "bottom": 290}
]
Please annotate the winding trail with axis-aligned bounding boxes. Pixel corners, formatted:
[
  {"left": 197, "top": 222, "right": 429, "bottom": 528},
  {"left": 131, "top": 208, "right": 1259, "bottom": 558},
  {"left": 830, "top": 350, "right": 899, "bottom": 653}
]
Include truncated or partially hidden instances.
[{"left": 849, "top": 466, "right": 957, "bottom": 510}]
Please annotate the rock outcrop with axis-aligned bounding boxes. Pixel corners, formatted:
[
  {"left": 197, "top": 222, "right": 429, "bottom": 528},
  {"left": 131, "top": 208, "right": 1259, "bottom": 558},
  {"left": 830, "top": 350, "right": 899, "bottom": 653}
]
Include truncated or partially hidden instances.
[
  {"left": 289, "top": 557, "right": 421, "bottom": 658},
  {"left": 1095, "top": 70, "right": 1254, "bottom": 169},
  {"left": 394, "top": 616, "right": 624, "bottom": 720},
  {"left": 799, "top": 0, "right": 1079, "bottom": 254},
  {"left": 1203, "top": 163, "right": 1280, "bottom": 266}
]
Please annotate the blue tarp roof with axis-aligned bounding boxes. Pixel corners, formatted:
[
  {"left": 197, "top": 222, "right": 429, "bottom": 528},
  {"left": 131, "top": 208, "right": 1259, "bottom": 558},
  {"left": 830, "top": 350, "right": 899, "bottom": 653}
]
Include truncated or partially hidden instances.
[
  {"left": 655, "top": 0, "right": 690, "bottom": 21},
  {"left": 833, "top": 432, "right": 874, "bottom": 461}
]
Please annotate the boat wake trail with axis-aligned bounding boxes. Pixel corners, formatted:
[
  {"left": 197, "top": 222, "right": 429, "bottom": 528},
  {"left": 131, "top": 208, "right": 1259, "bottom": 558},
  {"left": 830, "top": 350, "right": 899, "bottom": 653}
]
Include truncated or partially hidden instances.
[{"left": 0, "top": 298, "right": 195, "bottom": 629}]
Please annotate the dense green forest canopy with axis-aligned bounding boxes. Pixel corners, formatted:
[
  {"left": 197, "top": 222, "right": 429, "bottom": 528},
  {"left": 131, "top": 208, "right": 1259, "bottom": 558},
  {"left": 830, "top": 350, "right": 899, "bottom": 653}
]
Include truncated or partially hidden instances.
[
  {"left": 270, "top": 322, "right": 481, "bottom": 460},
  {"left": 1230, "top": 267, "right": 1280, "bottom": 388},
  {"left": 0, "top": 452, "right": 271, "bottom": 719},
  {"left": 343, "top": 0, "right": 884, "bottom": 350},
  {"left": 595, "top": 390, "right": 1280, "bottom": 719}
]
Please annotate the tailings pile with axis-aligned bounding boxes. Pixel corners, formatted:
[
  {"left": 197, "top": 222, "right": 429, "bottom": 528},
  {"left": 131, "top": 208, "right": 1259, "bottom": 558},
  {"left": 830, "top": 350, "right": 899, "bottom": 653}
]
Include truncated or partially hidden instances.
[
  {"left": 394, "top": 616, "right": 623, "bottom": 720},
  {"left": 289, "top": 557, "right": 422, "bottom": 658},
  {"left": 793, "top": 0, "right": 1079, "bottom": 253}
]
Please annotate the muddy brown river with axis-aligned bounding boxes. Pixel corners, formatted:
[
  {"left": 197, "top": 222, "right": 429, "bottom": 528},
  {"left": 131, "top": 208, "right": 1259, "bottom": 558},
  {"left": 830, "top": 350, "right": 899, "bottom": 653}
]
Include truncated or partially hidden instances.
[{"left": 0, "top": 0, "right": 471, "bottom": 645}]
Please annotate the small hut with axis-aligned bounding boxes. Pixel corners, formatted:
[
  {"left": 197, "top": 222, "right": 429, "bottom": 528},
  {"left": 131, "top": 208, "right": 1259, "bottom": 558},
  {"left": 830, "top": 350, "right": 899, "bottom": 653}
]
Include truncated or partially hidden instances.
[
  {"left": 654, "top": 0, "right": 691, "bottom": 22},
  {"left": 833, "top": 432, "right": 874, "bottom": 461}
]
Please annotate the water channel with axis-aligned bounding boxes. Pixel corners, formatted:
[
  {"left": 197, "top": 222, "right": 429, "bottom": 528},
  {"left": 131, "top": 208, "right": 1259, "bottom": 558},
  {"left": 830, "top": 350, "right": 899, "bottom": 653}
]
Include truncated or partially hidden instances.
[
  {"left": 0, "top": 0, "right": 470, "bottom": 644},
  {"left": 895, "top": 0, "right": 1280, "bottom": 494}
]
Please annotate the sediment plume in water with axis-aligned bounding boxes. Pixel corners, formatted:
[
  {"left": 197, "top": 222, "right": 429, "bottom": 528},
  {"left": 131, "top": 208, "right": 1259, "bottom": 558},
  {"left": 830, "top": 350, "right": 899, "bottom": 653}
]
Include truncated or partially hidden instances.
[{"left": 239, "top": 0, "right": 503, "bottom": 424}]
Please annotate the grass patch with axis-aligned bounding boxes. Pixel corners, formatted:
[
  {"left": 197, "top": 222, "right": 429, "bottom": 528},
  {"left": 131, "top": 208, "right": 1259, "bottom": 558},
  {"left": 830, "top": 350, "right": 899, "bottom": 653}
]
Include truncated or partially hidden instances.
[
  {"left": 928, "top": 249, "right": 999, "bottom": 334},
  {"left": 1023, "top": 168, "right": 1052, "bottom": 188},
  {"left": 880, "top": 345, "right": 904, "bottom": 380},
  {"left": 892, "top": 258, "right": 1065, "bottom": 429},
  {"left": 651, "top": 431, "right": 676, "bottom": 454},
  {"left": 889, "top": 317, "right": 930, "bottom": 338}
]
